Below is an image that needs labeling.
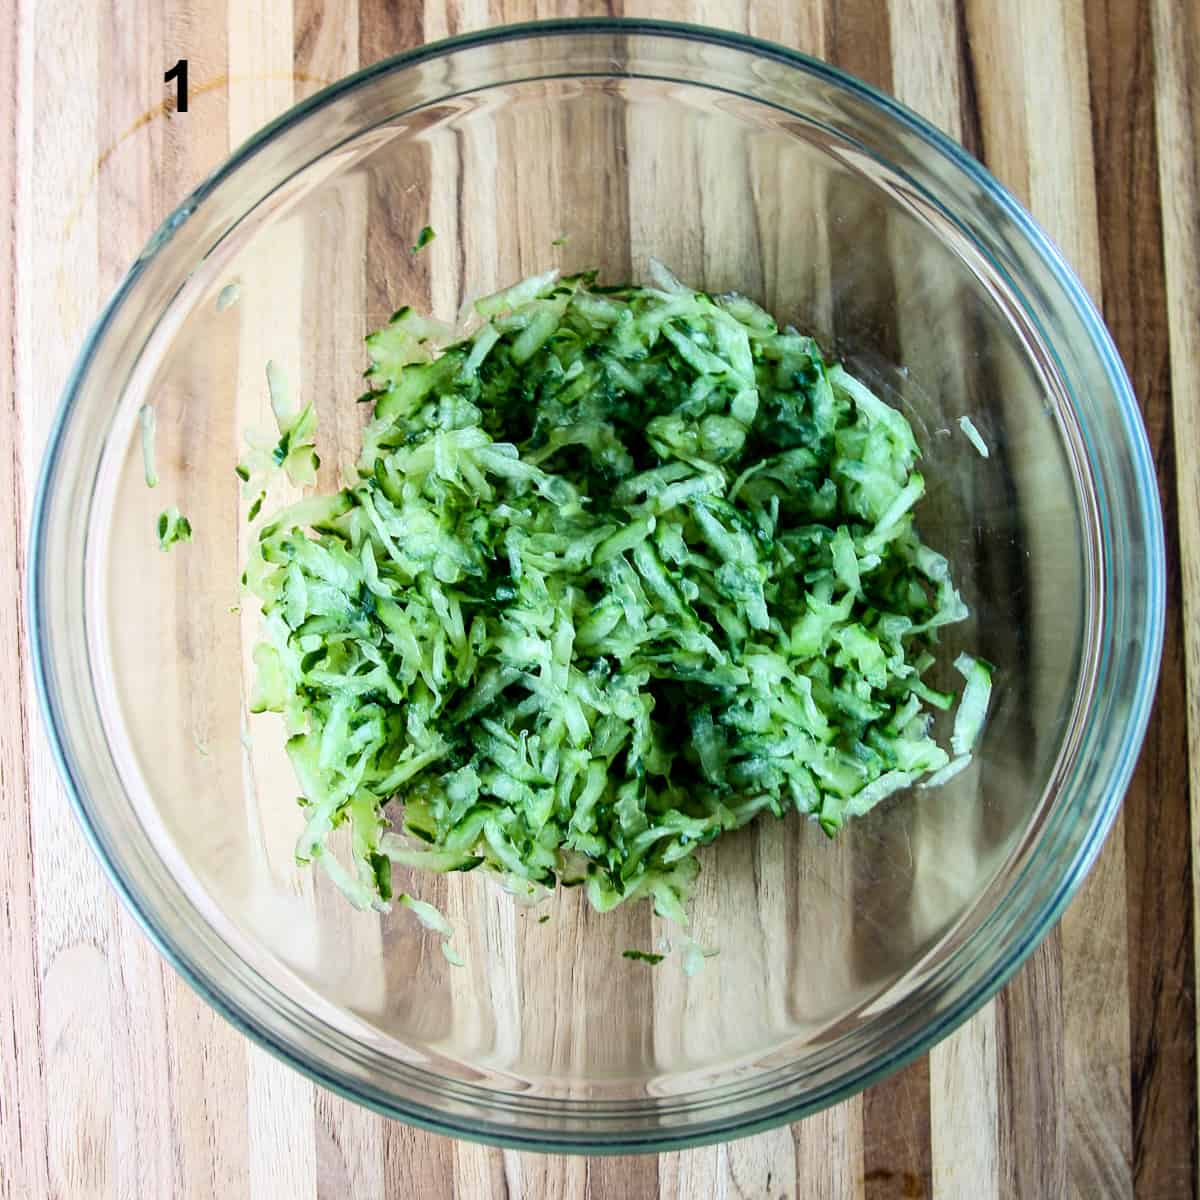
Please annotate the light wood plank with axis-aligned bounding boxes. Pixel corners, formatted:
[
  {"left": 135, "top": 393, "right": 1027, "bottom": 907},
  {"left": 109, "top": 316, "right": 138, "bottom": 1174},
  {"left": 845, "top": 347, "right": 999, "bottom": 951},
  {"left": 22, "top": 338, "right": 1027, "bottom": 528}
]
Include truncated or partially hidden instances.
[
  {"left": 793, "top": 1101, "right": 867, "bottom": 1200},
  {"left": 931, "top": 1009, "right": 1000, "bottom": 1200},
  {"left": 0, "top": 3, "right": 49, "bottom": 1197},
  {"left": 510, "top": 1151, "right": 589, "bottom": 1198},
  {"left": 157, "top": 5, "right": 255, "bottom": 1196},
  {"left": 95, "top": 6, "right": 194, "bottom": 1197},
  {"left": 1010, "top": 1, "right": 1137, "bottom": 1193},
  {"left": 15, "top": 1, "right": 127, "bottom": 1197},
  {"left": 289, "top": 7, "right": 394, "bottom": 1198},
  {"left": 662, "top": 1132, "right": 798, "bottom": 1200},
  {"left": 883, "top": 6, "right": 978, "bottom": 1197},
  {"left": 247, "top": 1043, "right": 318, "bottom": 1200},
  {"left": 224, "top": 7, "right": 321, "bottom": 1200},
  {"left": 962, "top": 3, "right": 1131, "bottom": 1197}
]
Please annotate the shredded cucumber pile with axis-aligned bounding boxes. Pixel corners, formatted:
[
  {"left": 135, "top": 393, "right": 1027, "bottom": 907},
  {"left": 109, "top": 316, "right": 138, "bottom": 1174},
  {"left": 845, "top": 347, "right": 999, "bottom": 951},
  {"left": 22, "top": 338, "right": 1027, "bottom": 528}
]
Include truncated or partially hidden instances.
[{"left": 243, "top": 265, "right": 991, "bottom": 921}]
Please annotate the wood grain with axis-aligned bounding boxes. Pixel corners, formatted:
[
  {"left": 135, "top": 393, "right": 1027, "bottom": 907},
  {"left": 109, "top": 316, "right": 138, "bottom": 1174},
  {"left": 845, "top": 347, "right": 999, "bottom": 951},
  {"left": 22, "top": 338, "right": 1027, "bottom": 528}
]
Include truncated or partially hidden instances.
[
  {"left": 0, "top": 5, "right": 48, "bottom": 1199},
  {"left": 2, "top": 1, "right": 1197, "bottom": 1197},
  {"left": 1085, "top": 3, "right": 1195, "bottom": 1197},
  {"left": 1153, "top": 0, "right": 1200, "bottom": 1197}
]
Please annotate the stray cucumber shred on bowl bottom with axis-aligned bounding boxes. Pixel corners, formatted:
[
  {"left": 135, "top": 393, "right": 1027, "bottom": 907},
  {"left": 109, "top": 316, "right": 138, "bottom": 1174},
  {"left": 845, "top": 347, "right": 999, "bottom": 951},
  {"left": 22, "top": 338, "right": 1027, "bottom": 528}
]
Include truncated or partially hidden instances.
[{"left": 235, "top": 263, "right": 993, "bottom": 957}]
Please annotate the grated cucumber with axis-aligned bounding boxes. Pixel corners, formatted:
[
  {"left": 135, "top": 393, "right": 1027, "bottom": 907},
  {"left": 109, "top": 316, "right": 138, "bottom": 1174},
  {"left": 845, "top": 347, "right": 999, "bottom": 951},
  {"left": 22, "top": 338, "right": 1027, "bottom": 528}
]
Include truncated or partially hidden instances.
[{"left": 243, "top": 268, "right": 992, "bottom": 925}]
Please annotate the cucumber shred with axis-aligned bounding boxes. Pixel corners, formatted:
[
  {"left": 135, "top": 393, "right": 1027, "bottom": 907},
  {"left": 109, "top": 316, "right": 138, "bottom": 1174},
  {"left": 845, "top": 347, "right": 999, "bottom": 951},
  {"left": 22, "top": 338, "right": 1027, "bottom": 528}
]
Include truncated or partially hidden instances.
[
  {"left": 958, "top": 414, "right": 990, "bottom": 459},
  {"left": 244, "top": 267, "right": 990, "bottom": 923},
  {"left": 157, "top": 506, "right": 192, "bottom": 551},
  {"left": 622, "top": 949, "right": 665, "bottom": 965},
  {"left": 139, "top": 404, "right": 158, "bottom": 489},
  {"left": 951, "top": 653, "right": 993, "bottom": 756}
]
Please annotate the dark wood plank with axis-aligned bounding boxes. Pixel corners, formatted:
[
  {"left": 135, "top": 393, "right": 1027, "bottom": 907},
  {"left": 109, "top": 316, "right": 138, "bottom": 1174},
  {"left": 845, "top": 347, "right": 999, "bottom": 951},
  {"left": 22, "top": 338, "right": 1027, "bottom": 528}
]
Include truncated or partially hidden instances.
[
  {"left": 863, "top": 1062, "right": 933, "bottom": 1200},
  {"left": 996, "top": 935, "right": 1069, "bottom": 1198},
  {"left": 1084, "top": 2, "right": 1198, "bottom": 1197}
]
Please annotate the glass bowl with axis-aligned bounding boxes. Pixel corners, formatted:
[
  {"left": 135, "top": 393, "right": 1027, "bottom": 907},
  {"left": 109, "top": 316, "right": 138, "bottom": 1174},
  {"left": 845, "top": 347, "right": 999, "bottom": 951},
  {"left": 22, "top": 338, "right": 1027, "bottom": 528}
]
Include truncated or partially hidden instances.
[{"left": 30, "top": 19, "right": 1164, "bottom": 1152}]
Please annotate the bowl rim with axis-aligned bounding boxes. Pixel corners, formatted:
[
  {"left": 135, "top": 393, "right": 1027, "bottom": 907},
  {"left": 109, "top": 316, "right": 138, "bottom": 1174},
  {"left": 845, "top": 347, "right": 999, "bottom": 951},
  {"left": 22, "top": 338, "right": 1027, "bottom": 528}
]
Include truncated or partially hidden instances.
[{"left": 28, "top": 15, "right": 1166, "bottom": 1154}]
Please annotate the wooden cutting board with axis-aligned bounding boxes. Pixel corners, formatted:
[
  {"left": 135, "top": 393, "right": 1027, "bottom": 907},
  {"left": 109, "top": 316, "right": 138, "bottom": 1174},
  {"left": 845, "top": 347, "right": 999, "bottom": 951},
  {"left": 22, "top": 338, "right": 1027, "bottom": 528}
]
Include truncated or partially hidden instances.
[{"left": 2, "top": 1, "right": 1197, "bottom": 1196}]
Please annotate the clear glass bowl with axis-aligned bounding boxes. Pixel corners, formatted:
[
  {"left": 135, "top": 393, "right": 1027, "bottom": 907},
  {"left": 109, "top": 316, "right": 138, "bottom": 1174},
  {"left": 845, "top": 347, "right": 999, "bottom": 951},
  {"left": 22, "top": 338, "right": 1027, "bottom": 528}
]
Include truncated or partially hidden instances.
[{"left": 31, "top": 20, "right": 1164, "bottom": 1151}]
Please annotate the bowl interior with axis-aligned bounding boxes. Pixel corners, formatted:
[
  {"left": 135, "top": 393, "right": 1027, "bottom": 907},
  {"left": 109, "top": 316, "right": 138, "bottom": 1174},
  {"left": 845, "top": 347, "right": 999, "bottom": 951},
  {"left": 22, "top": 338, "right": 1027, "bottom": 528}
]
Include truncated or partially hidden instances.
[{"left": 49, "top": 28, "right": 1109, "bottom": 1145}]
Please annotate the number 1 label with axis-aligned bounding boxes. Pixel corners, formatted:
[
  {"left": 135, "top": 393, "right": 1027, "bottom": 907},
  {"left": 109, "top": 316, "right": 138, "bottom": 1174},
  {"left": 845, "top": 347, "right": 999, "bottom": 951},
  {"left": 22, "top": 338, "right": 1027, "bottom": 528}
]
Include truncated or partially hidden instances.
[{"left": 165, "top": 59, "right": 189, "bottom": 113}]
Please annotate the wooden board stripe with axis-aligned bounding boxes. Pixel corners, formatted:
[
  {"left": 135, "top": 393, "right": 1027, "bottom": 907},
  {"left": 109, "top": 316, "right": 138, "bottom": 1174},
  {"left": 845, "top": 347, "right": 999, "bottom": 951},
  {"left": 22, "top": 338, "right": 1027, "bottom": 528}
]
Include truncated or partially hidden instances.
[
  {"left": 1153, "top": 0, "right": 1200, "bottom": 1190},
  {"left": 1, "top": 1, "right": 1197, "bottom": 1197},
  {"left": 1086, "top": 3, "right": 1197, "bottom": 1198},
  {"left": 0, "top": 4, "right": 47, "bottom": 1198},
  {"left": 1150, "top": 1, "right": 1200, "bottom": 1198}
]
